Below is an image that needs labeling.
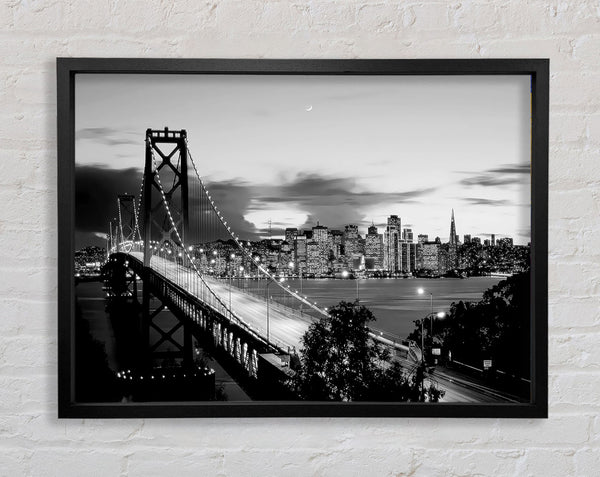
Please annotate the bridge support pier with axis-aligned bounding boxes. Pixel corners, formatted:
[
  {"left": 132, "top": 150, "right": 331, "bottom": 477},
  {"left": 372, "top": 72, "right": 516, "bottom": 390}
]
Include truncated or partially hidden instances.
[{"left": 141, "top": 269, "right": 194, "bottom": 369}]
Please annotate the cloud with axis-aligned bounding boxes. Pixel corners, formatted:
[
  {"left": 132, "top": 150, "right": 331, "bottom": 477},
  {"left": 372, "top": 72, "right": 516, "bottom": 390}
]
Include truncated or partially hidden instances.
[
  {"left": 488, "top": 164, "right": 530, "bottom": 174},
  {"left": 75, "top": 167, "right": 442, "bottom": 249},
  {"left": 76, "top": 127, "right": 140, "bottom": 147},
  {"left": 193, "top": 180, "right": 261, "bottom": 240},
  {"left": 224, "top": 173, "right": 436, "bottom": 232},
  {"left": 459, "top": 162, "right": 530, "bottom": 187},
  {"left": 249, "top": 173, "right": 434, "bottom": 207},
  {"left": 462, "top": 197, "right": 511, "bottom": 206}
]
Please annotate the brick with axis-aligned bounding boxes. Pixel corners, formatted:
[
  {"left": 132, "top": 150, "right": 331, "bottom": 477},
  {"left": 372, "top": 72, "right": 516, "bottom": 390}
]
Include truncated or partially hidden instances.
[
  {"left": 30, "top": 450, "right": 122, "bottom": 477},
  {"left": 572, "top": 34, "right": 600, "bottom": 69},
  {"left": 409, "top": 3, "right": 454, "bottom": 32},
  {"left": 497, "top": 415, "right": 590, "bottom": 446},
  {"left": 452, "top": 1, "right": 503, "bottom": 35},
  {"left": 548, "top": 261, "right": 600, "bottom": 298},
  {"left": 550, "top": 113, "right": 587, "bottom": 144},
  {"left": 550, "top": 146, "right": 600, "bottom": 188},
  {"left": 552, "top": 71, "right": 600, "bottom": 108},
  {"left": 549, "top": 296, "right": 600, "bottom": 328},
  {"left": 575, "top": 447, "right": 600, "bottom": 476},
  {"left": 356, "top": 4, "right": 402, "bottom": 33},
  {"left": 124, "top": 449, "right": 225, "bottom": 477},
  {"left": 0, "top": 448, "right": 33, "bottom": 477},
  {"left": 550, "top": 373, "right": 600, "bottom": 407},
  {"left": 550, "top": 332, "right": 600, "bottom": 369},
  {"left": 550, "top": 189, "right": 599, "bottom": 221},
  {"left": 587, "top": 113, "right": 600, "bottom": 145},
  {"left": 415, "top": 448, "right": 523, "bottom": 477},
  {"left": 520, "top": 449, "right": 577, "bottom": 476},
  {"left": 11, "top": 0, "right": 66, "bottom": 32}
]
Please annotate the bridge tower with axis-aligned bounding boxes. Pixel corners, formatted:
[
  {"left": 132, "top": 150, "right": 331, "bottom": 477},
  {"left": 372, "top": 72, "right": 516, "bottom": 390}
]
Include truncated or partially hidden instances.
[
  {"left": 117, "top": 194, "right": 138, "bottom": 252},
  {"left": 140, "top": 128, "right": 193, "bottom": 369},
  {"left": 142, "top": 127, "right": 189, "bottom": 267}
]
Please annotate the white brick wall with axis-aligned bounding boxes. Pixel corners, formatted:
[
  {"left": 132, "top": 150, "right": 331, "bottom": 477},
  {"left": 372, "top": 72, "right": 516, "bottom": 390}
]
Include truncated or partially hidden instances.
[{"left": 1, "top": 1, "right": 598, "bottom": 475}]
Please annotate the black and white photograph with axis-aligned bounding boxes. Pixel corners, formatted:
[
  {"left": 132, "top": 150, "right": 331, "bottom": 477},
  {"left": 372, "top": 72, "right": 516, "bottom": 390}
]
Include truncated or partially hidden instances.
[{"left": 60, "top": 59, "right": 547, "bottom": 417}]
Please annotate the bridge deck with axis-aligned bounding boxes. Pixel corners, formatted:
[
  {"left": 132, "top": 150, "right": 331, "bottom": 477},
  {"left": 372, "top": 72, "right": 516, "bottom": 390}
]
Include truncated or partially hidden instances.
[{"left": 131, "top": 252, "right": 314, "bottom": 352}]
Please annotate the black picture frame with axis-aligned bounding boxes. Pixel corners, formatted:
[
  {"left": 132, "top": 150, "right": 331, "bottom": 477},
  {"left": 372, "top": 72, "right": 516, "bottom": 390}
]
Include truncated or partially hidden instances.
[{"left": 58, "top": 58, "right": 548, "bottom": 418}]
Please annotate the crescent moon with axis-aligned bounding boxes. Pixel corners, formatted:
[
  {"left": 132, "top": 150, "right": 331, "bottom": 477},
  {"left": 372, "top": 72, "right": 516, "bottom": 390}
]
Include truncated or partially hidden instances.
[{"left": 305, "top": 105, "right": 313, "bottom": 112}]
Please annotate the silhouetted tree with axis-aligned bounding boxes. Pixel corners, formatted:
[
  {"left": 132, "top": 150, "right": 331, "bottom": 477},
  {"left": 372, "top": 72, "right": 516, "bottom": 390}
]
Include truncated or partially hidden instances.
[
  {"left": 408, "top": 271, "right": 530, "bottom": 379},
  {"left": 293, "top": 301, "right": 444, "bottom": 402}
]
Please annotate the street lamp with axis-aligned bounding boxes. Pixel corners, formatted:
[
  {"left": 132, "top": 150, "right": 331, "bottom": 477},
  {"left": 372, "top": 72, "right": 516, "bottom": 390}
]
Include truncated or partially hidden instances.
[
  {"left": 420, "top": 311, "right": 446, "bottom": 363},
  {"left": 429, "top": 311, "right": 446, "bottom": 341}
]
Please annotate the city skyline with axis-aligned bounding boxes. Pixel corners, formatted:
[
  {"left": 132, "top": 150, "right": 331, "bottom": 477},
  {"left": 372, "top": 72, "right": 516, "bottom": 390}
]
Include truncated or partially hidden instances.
[
  {"left": 253, "top": 209, "right": 519, "bottom": 245},
  {"left": 75, "top": 74, "right": 531, "bottom": 248}
]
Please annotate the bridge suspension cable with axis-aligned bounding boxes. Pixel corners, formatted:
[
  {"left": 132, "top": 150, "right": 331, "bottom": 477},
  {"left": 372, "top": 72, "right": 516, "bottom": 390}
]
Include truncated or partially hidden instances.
[
  {"left": 150, "top": 147, "right": 243, "bottom": 320},
  {"left": 185, "top": 138, "right": 330, "bottom": 319}
]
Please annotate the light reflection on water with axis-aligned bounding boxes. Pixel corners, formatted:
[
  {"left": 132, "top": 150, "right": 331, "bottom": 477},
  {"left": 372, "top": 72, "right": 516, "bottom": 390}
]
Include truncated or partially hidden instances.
[{"left": 281, "top": 277, "right": 503, "bottom": 338}]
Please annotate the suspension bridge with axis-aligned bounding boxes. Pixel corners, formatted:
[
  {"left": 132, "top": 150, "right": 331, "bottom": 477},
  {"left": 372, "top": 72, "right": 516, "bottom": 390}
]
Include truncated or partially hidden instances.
[{"left": 104, "top": 127, "right": 422, "bottom": 398}]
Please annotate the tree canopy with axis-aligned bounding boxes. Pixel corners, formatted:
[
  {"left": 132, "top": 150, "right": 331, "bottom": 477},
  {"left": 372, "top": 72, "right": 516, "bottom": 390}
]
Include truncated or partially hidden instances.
[
  {"left": 293, "top": 301, "right": 444, "bottom": 402},
  {"left": 408, "top": 271, "right": 530, "bottom": 379}
]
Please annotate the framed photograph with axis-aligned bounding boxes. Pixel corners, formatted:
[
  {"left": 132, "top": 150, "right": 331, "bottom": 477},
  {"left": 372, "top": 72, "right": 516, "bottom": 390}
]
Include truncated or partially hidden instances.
[{"left": 58, "top": 58, "right": 548, "bottom": 418}]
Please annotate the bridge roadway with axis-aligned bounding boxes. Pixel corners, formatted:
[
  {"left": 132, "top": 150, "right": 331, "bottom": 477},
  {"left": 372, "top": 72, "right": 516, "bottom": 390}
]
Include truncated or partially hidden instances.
[
  {"left": 131, "top": 252, "right": 314, "bottom": 353},
  {"left": 128, "top": 252, "right": 521, "bottom": 404}
]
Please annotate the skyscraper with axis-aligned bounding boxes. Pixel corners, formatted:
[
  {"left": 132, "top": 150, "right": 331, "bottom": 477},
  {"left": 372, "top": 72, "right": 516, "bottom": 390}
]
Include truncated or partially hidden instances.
[
  {"left": 312, "top": 223, "right": 328, "bottom": 245},
  {"left": 285, "top": 227, "right": 298, "bottom": 244},
  {"left": 448, "top": 209, "right": 458, "bottom": 268},
  {"left": 306, "top": 240, "right": 323, "bottom": 275},
  {"left": 329, "top": 229, "right": 343, "bottom": 259},
  {"left": 294, "top": 234, "right": 307, "bottom": 272},
  {"left": 344, "top": 224, "right": 360, "bottom": 261},
  {"left": 365, "top": 224, "right": 384, "bottom": 271},
  {"left": 449, "top": 209, "right": 457, "bottom": 246},
  {"left": 384, "top": 215, "right": 401, "bottom": 273},
  {"left": 400, "top": 242, "right": 418, "bottom": 273},
  {"left": 312, "top": 223, "right": 329, "bottom": 265},
  {"left": 421, "top": 242, "right": 441, "bottom": 274}
]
